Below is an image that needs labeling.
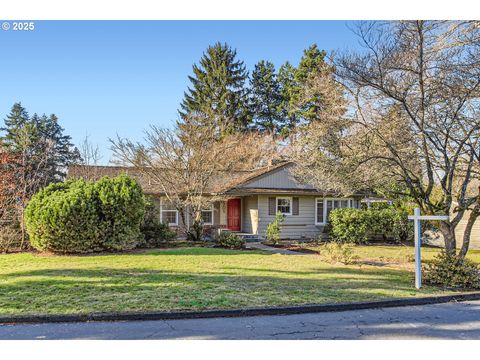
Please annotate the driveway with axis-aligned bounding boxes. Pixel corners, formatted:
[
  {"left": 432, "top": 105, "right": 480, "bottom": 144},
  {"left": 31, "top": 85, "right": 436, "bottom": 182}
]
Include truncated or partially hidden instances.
[{"left": 1, "top": 300, "right": 480, "bottom": 340}]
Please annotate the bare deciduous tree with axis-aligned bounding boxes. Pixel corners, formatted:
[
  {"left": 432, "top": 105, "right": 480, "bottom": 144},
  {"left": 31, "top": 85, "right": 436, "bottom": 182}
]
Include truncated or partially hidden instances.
[
  {"left": 74, "top": 135, "right": 103, "bottom": 180},
  {"left": 111, "top": 116, "right": 278, "bottom": 240},
  {"left": 293, "top": 21, "right": 480, "bottom": 257},
  {"left": 0, "top": 143, "right": 19, "bottom": 252}
]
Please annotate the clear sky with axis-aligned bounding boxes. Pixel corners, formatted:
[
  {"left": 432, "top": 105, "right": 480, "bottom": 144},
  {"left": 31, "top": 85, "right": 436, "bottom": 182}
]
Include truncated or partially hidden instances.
[{"left": 0, "top": 21, "right": 361, "bottom": 163}]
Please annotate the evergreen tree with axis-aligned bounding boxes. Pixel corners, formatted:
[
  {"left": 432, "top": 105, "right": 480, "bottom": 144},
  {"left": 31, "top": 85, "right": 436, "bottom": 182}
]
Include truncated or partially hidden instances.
[
  {"left": 277, "top": 61, "right": 298, "bottom": 135},
  {"left": 178, "top": 42, "right": 251, "bottom": 135},
  {"left": 276, "top": 44, "right": 329, "bottom": 135},
  {"left": 249, "top": 60, "right": 282, "bottom": 134},
  {"left": 293, "top": 44, "right": 328, "bottom": 123},
  {"left": 37, "top": 113, "right": 81, "bottom": 182},
  {"left": 1, "top": 103, "right": 80, "bottom": 187},
  {"left": 0, "top": 102, "right": 30, "bottom": 148}
]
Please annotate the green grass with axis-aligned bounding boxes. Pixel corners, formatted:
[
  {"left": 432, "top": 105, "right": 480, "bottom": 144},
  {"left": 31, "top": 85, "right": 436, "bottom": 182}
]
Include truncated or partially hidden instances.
[
  {"left": 300, "top": 244, "right": 480, "bottom": 265},
  {"left": 0, "top": 247, "right": 462, "bottom": 316}
]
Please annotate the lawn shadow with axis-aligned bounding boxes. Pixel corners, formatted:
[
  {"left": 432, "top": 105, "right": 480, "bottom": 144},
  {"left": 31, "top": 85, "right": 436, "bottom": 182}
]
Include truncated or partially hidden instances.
[{"left": 0, "top": 264, "right": 432, "bottom": 317}]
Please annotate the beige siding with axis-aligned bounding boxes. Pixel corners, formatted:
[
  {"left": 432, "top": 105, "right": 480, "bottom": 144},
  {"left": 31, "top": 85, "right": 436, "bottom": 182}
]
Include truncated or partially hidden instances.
[
  {"left": 240, "top": 165, "right": 315, "bottom": 190},
  {"left": 242, "top": 195, "right": 259, "bottom": 234},
  {"left": 257, "top": 195, "right": 323, "bottom": 239},
  {"left": 212, "top": 202, "right": 220, "bottom": 226},
  {"left": 219, "top": 201, "right": 227, "bottom": 226},
  {"left": 455, "top": 210, "right": 480, "bottom": 250}
]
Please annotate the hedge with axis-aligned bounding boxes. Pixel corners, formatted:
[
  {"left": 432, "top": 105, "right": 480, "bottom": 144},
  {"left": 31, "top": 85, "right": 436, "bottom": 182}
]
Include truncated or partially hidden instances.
[
  {"left": 25, "top": 175, "right": 146, "bottom": 253},
  {"left": 328, "top": 206, "right": 413, "bottom": 244}
]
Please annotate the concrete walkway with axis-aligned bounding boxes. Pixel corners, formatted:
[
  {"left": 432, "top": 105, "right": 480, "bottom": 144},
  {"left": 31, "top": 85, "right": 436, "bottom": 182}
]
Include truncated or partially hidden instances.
[
  {"left": 1, "top": 300, "right": 480, "bottom": 339},
  {"left": 246, "top": 242, "right": 306, "bottom": 255}
]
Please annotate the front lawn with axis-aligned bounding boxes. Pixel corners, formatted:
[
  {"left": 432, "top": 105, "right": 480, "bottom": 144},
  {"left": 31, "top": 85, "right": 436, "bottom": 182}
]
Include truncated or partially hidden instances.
[
  {"left": 0, "top": 247, "right": 460, "bottom": 316},
  {"left": 294, "top": 244, "right": 480, "bottom": 265}
]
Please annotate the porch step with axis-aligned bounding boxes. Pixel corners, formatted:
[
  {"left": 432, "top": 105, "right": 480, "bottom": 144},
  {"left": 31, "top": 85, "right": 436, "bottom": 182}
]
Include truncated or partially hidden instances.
[{"left": 238, "top": 234, "right": 261, "bottom": 243}]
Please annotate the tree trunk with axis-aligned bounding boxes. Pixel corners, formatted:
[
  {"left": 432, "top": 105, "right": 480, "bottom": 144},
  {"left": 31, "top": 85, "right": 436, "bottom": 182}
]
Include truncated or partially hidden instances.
[
  {"left": 439, "top": 221, "right": 457, "bottom": 256},
  {"left": 186, "top": 220, "right": 203, "bottom": 242},
  {"left": 185, "top": 210, "right": 203, "bottom": 242},
  {"left": 459, "top": 205, "right": 480, "bottom": 259}
]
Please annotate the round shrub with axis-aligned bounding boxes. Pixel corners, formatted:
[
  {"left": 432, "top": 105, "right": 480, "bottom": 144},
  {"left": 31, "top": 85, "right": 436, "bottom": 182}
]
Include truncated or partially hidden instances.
[
  {"left": 94, "top": 175, "right": 146, "bottom": 251},
  {"left": 424, "top": 251, "right": 480, "bottom": 289},
  {"left": 217, "top": 231, "right": 245, "bottom": 249},
  {"left": 25, "top": 175, "right": 146, "bottom": 253}
]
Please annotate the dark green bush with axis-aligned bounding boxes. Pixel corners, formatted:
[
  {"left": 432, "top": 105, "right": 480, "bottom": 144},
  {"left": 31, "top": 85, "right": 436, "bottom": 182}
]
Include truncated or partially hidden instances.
[
  {"left": 329, "top": 207, "right": 413, "bottom": 244},
  {"left": 265, "top": 212, "right": 285, "bottom": 245},
  {"left": 329, "top": 208, "right": 371, "bottom": 244},
  {"left": 25, "top": 175, "right": 146, "bottom": 253},
  {"left": 217, "top": 231, "right": 245, "bottom": 249},
  {"left": 424, "top": 251, "right": 480, "bottom": 289},
  {"left": 139, "top": 201, "right": 176, "bottom": 247},
  {"left": 94, "top": 175, "right": 146, "bottom": 251}
]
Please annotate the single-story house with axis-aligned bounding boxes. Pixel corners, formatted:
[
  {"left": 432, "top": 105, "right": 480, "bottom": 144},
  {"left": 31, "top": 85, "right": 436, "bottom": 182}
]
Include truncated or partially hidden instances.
[
  {"left": 67, "top": 162, "right": 480, "bottom": 247},
  {"left": 68, "top": 162, "right": 364, "bottom": 240}
]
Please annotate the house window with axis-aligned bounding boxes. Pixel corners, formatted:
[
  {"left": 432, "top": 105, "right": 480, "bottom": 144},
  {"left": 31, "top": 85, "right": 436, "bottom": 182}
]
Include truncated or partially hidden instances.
[
  {"left": 160, "top": 199, "right": 178, "bottom": 226},
  {"left": 315, "top": 198, "right": 355, "bottom": 225},
  {"left": 276, "top": 197, "right": 292, "bottom": 215},
  {"left": 201, "top": 205, "right": 214, "bottom": 225},
  {"left": 316, "top": 199, "right": 324, "bottom": 224}
]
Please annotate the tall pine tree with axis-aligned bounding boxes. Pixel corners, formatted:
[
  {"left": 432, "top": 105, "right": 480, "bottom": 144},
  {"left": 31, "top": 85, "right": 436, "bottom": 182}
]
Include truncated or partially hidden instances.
[
  {"left": 249, "top": 60, "right": 282, "bottom": 134},
  {"left": 178, "top": 42, "right": 251, "bottom": 136},
  {"left": 278, "top": 61, "right": 298, "bottom": 135},
  {"left": 1, "top": 103, "right": 80, "bottom": 189},
  {"left": 0, "top": 102, "right": 30, "bottom": 148},
  {"left": 276, "top": 45, "right": 329, "bottom": 135},
  {"left": 36, "top": 113, "right": 81, "bottom": 182},
  {"left": 293, "top": 44, "right": 328, "bottom": 123}
]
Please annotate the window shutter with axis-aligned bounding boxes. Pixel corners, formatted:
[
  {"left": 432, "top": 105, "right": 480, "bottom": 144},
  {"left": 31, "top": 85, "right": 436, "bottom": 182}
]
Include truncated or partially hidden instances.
[
  {"left": 268, "top": 197, "right": 276, "bottom": 215},
  {"left": 292, "top": 197, "right": 299, "bottom": 215}
]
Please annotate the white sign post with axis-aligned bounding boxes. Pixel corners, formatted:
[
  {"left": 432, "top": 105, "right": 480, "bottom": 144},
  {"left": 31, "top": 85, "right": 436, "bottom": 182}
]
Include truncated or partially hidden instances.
[{"left": 408, "top": 208, "right": 449, "bottom": 289}]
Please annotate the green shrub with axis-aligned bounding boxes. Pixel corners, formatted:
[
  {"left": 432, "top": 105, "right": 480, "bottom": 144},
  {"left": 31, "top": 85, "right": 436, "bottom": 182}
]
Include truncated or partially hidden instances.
[
  {"left": 217, "top": 231, "right": 245, "bottom": 249},
  {"left": 320, "top": 242, "right": 358, "bottom": 265},
  {"left": 265, "top": 212, "right": 285, "bottom": 245},
  {"left": 25, "top": 175, "right": 146, "bottom": 253},
  {"left": 329, "top": 207, "right": 413, "bottom": 244},
  {"left": 329, "top": 208, "right": 371, "bottom": 244},
  {"left": 424, "top": 251, "right": 480, "bottom": 289},
  {"left": 140, "top": 201, "right": 176, "bottom": 247},
  {"left": 94, "top": 175, "right": 146, "bottom": 251}
]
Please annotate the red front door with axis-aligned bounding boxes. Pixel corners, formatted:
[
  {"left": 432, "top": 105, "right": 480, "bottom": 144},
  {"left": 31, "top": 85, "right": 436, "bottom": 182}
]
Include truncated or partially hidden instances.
[{"left": 227, "top": 198, "right": 241, "bottom": 231}]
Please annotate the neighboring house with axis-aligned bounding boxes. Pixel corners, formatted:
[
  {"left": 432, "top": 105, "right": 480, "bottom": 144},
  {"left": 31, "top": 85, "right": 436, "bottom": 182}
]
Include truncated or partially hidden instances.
[{"left": 68, "top": 162, "right": 363, "bottom": 240}]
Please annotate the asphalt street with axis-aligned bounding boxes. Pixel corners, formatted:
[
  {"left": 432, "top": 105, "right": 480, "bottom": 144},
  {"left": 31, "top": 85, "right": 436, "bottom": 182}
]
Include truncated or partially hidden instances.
[{"left": 1, "top": 300, "right": 480, "bottom": 340}]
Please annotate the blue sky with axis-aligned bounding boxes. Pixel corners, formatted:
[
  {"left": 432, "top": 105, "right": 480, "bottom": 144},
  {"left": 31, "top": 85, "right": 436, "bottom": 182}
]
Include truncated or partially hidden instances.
[{"left": 0, "top": 21, "right": 361, "bottom": 163}]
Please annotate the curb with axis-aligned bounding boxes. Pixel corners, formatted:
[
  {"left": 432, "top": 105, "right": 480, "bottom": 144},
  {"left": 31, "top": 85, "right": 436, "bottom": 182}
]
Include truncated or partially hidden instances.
[{"left": 1, "top": 292, "right": 480, "bottom": 325}]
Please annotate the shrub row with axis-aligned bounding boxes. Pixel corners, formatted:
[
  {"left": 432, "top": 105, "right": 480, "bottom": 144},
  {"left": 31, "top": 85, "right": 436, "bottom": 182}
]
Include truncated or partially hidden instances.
[
  {"left": 25, "top": 175, "right": 146, "bottom": 253},
  {"left": 328, "top": 206, "right": 413, "bottom": 244}
]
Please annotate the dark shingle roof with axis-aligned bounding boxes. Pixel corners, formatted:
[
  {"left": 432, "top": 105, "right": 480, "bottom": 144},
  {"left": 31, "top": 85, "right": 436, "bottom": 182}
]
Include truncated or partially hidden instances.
[{"left": 67, "top": 162, "right": 290, "bottom": 195}]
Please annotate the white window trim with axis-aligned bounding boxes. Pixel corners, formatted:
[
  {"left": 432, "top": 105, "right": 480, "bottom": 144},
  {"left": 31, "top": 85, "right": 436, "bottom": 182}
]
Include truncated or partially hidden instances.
[
  {"left": 276, "top": 196, "right": 292, "bottom": 216},
  {"left": 315, "top": 198, "right": 326, "bottom": 225},
  {"left": 160, "top": 198, "right": 179, "bottom": 226},
  {"left": 315, "top": 198, "right": 355, "bottom": 225},
  {"left": 201, "top": 204, "right": 214, "bottom": 225}
]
